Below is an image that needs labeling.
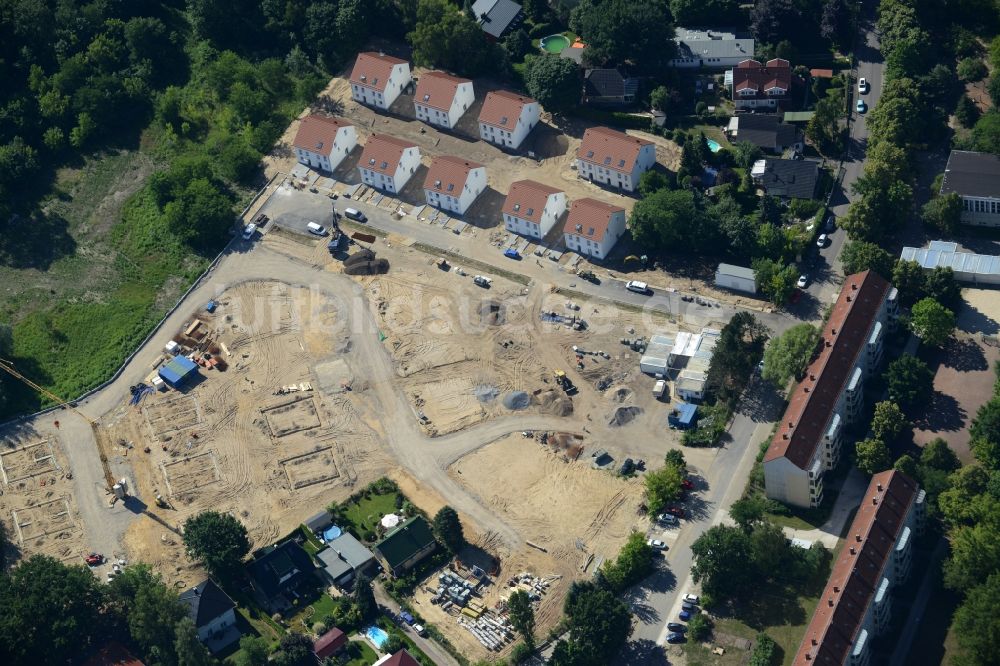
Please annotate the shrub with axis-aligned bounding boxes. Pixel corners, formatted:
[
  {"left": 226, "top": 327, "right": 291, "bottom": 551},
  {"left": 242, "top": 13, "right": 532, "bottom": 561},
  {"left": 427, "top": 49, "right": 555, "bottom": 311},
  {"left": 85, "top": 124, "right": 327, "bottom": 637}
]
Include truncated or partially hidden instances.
[
  {"left": 957, "top": 58, "right": 988, "bottom": 82},
  {"left": 687, "top": 613, "right": 713, "bottom": 640},
  {"left": 510, "top": 641, "right": 534, "bottom": 664},
  {"left": 695, "top": 101, "right": 708, "bottom": 114}
]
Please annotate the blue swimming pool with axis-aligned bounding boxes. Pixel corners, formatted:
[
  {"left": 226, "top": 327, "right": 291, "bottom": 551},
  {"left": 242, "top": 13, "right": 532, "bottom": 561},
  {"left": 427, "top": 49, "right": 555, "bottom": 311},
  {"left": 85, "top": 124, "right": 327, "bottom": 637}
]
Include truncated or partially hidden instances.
[
  {"left": 322, "top": 525, "right": 342, "bottom": 542},
  {"left": 706, "top": 138, "right": 722, "bottom": 153},
  {"left": 365, "top": 626, "right": 389, "bottom": 649}
]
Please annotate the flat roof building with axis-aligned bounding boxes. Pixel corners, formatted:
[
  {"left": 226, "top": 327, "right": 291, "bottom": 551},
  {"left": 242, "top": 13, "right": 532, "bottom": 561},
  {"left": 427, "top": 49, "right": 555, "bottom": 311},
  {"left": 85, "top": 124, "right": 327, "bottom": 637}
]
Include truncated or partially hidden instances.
[
  {"left": 900, "top": 240, "right": 1000, "bottom": 285},
  {"left": 669, "top": 28, "right": 755, "bottom": 68},
  {"left": 940, "top": 150, "right": 1000, "bottom": 227}
]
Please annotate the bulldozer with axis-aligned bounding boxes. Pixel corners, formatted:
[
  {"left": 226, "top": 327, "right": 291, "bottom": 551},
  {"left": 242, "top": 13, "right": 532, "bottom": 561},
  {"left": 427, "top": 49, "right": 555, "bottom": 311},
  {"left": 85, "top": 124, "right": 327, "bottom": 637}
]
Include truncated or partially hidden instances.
[{"left": 554, "top": 370, "right": 578, "bottom": 395}]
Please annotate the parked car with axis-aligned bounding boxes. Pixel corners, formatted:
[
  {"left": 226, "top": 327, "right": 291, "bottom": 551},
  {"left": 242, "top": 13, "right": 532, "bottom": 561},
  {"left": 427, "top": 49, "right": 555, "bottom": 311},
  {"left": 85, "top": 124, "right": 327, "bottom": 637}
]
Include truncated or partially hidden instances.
[
  {"left": 657, "top": 513, "right": 679, "bottom": 526},
  {"left": 856, "top": 99, "right": 867, "bottom": 114},
  {"left": 817, "top": 233, "right": 828, "bottom": 248},
  {"left": 473, "top": 275, "right": 492, "bottom": 288},
  {"left": 667, "top": 632, "right": 686, "bottom": 644},
  {"left": 667, "top": 623, "right": 687, "bottom": 633},
  {"left": 307, "top": 222, "right": 327, "bottom": 236},
  {"left": 825, "top": 215, "right": 836, "bottom": 232},
  {"left": 647, "top": 539, "right": 668, "bottom": 551},
  {"left": 682, "top": 602, "right": 696, "bottom": 612},
  {"left": 683, "top": 593, "right": 700, "bottom": 605},
  {"left": 679, "top": 610, "right": 692, "bottom": 621},
  {"left": 504, "top": 248, "right": 522, "bottom": 260},
  {"left": 344, "top": 207, "right": 367, "bottom": 222},
  {"left": 797, "top": 274, "right": 809, "bottom": 288},
  {"left": 85, "top": 553, "right": 104, "bottom": 566},
  {"left": 625, "top": 280, "right": 650, "bottom": 294},
  {"left": 242, "top": 222, "right": 257, "bottom": 240},
  {"left": 858, "top": 77, "right": 868, "bottom": 94}
]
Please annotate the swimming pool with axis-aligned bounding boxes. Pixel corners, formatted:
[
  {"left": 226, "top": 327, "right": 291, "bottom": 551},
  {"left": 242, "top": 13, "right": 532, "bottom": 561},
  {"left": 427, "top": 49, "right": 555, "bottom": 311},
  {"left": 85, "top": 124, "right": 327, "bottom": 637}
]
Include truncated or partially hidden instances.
[
  {"left": 706, "top": 139, "right": 722, "bottom": 153},
  {"left": 540, "top": 34, "right": 571, "bottom": 54},
  {"left": 365, "top": 626, "right": 389, "bottom": 649}
]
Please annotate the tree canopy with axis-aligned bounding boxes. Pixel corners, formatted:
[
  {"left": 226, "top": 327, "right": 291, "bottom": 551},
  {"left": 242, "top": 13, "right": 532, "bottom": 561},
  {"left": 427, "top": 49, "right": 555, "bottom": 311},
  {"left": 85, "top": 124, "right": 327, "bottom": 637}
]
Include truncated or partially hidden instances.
[
  {"left": 855, "top": 437, "right": 893, "bottom": 475},
  {"left": 508, "top": 589, "right": 536, "bottom": 646},
  {"left": 707, "top": 312, "right": 769, "bottom": 405},
  {"left": 886, "top": 356, "right": 935, "bottom": 415},
  {"left": 550, "top": 581, "right": 632, "bottom": 666},
  {"left": 762, "top": 323, "right": 820, "bottom": 386},
  {"left": 181, "top": 511, "right": 251, "bottom": 580},
  {"left": 522, "top": 55, "right": 581, "bottom": 113},
  {"left": 909, "top": 298, "right": 956, "bottom": 347},
  {"left": 569, "top": 0, "right": 675, "bottom": 73},
  {"left": 600, "top": 532, "right": 655, "bottom": 593},
  {"left": 923, "top": 192, "right": 962, "bottom": 234},
  {"left": 840, "top": 241, "right": 896, "bottom": 279},
  {"left": 408, "top": 0, "right": 506, "bottom": 77},
  {"left": 871, "top": 401, "right": 909, "bottom": 444},
  {"left": 432, "top": 505, "right": 466, "bottom": 555}
]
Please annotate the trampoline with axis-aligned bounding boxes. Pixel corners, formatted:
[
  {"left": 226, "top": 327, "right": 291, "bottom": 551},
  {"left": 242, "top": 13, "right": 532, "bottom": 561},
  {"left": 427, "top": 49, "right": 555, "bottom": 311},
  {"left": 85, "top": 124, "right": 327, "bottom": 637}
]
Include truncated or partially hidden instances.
[{"left": 322, "top": 526, "right": 343, "bottom": 542}]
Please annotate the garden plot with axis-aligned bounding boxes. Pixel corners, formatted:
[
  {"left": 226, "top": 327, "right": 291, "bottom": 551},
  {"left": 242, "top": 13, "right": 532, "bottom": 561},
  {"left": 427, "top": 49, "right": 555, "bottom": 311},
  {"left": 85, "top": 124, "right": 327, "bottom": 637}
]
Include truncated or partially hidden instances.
[
  {"left": 262, "top": 395, "right": 322, "bottom": 438},
  {"left": 0, "top": 440, "right": 58, "bottom": 485},
  {"left": 279, "top": 445, "right": 340, "bottom": 490},
  {"left": 159, "top": 451, "right": 221, "bottom": 497}
]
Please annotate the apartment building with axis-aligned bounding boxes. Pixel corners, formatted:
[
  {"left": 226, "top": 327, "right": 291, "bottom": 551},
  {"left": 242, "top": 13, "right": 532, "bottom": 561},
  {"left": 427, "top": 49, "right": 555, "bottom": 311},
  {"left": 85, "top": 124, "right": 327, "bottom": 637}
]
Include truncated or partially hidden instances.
[
  {"left": 794, "top": 470, "right": 925, "bottom": 666},
  {"left": 562, "top": 198, "right": 626, "bottom": 260},
  {"left": 478, "top": 90, "right": 540, "bottom": 149},
  {"left": 423, "top": 156, "right": 487, "bottom": 215},
  {"left": 349, "top": 52, "right": 412, "bottom": 110},
  {"left": 763, "top": 271, "right": 899, "bottom": 508},
  {"left": 413, "top": 71, "right": 475, "bottom": 129},
  {"left": 357, "top": 135, "right": 421, "bottom": 194},
  {"left": 501, "top": 180, "right": 566, "bottom": 239},
  {"left": 729, "top": 58, "right": 792, "bottom": 110},
  {"left": 575, "top": 126, "right": 656, "bottom": 192},
  {"left": 291, "top": 114, "right": 357, "bottom": 172}
]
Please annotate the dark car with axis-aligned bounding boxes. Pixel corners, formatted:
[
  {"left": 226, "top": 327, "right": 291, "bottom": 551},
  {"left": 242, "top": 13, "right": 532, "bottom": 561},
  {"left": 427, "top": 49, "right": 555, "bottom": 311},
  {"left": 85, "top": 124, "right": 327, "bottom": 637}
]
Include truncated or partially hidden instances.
[
  {"left": 681, "top": 602, "right": 696, "bottom": 612},
  {"left": 679, "top": 610, "right": 692, "bottom": 621},
  {"left": 667, "top": 623, "right": 687, "bottom": 632},
  {"left": 666, "top": 632, "right": 686, "bottom": 644}
]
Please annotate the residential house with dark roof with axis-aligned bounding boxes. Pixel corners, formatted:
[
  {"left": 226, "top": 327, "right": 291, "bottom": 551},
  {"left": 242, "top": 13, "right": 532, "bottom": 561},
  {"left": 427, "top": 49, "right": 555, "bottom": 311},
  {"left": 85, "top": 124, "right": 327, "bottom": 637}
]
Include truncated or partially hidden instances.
[
  {"left": 179, "top": 580, "right": 240, "bottom": 653},
  {"left": 313, "top": 627, "right": 348, "bottom": 660},
  {"left": 669, "top": 28, "right": 755, "bottom": 68},
  {"left": 478, "top": 90, "right": 540, "bottom": 149},
  {"left": 582, "top": 69, "right": 639, "bottom": 107},
  {"left": 423, "top": 156, "right": 487, "bottom": 215},
  {"left": 247, "top": 540, "right": 317, "bottom": 612},
  {"left": 304, "top": 510, "right": 333, "bottom": 535},
  {"left": 794, "top": 471, "right": 925, "bottom": 665},
  {"left": 373, "top": 516, "right": 437, "bottom": 577},
  {"left": 471, "top": 0, "right": 523, "bottom": 40},
  {"left": 562, "top": 198, "right": 627, "bottom": 260},
  {"left": 575, "top": 126, "right": 656, "bottom": 192},
  {"left": 413, "top": 71, "right": 475, "bottom": 130},
  {"left": 726, "top": 114, "right": 800, "bottom": 152},
  {"left": 751, "top": 158, "right": 820, "bottom": 200},
  {"left": 357, "top": 135, "right": 422, "bottom": 194},
  {"left": 764, "top": 271, "right": 899, "bottom": 508},
  {"left": 502, "top": 180, "right": 567, "bottom": 239},
  {"left": 292, "top": 114, "right": 357, "bottom": 172},
  {"left": 728, "top": 58, "right": 792, "bottom": 110},
  {"left": 940, "top": 150, "right": 1000, "bottom": 227},
  {"left": 316, "top": 532, "right": 376, "bottom": 588},
  {"left": 350, "top": 52, "right": 412, "bottom": 110}
]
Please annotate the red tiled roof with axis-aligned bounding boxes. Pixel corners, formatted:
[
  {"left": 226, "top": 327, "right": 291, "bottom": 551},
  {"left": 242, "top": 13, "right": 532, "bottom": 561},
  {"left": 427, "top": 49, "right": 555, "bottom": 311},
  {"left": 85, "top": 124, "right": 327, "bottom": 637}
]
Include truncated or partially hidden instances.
[
  {"left": 415, "top": 71, "right": 472, "bottom": 111},
  {"left": 84, "top": 642, "right": 145, "bottom": 666},
  {"left": 350, "top": 52, "right": 408, "bottom": 92},
  {"left": 563, "top": 197, "right": 624, "bottom": 242},
  {"left": 502, "top": 180, "right": 561, "bottom": 223},
  {"left": 382, "top": 650, "right": 421, "bottom": 666},
  {"left": 764, "top": 270, "right": 890, "bottom": 469},
  {"left": 424, "top": 155, "right": 483, "bottom": 192},
  {"left": 576, "top": 127, "right": 653, "bottom": 173},
  {"left": 313, "top": 627, "right": 347, "bottom": 659},
  {"left": 359, "top": 134, "right": 418, "bottom": 176},
  {"left": 795, "top": 471, "right": 919, "bottom": 665},
  {"left": 479, "top": 90, "right": 536, "bottom": 129},
  {"left": 292, "top": 114, "right": 352, "bottom": 154},
  {"left": 733, "top": 58, "right": 792, "bottom": 93}
]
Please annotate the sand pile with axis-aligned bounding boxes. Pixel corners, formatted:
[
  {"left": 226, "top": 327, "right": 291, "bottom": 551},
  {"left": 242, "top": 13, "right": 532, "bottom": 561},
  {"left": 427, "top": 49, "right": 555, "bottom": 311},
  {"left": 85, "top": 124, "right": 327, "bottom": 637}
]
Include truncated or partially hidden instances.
[
  {"left": 502, "top": 391, "right": 530, "bottom": 410},
  {"left": 474, "top": 385, "right": 500, "bottom": 403},
  {"left": 479, "top": 300, "right": 506, "bottom": 326},
  {"left": 610, "top": 386, "right": 633, "bottom": 403},
  {"left": 535, "top": 389, "right": 573, "bottom": 416},
  {"left": 608, "top": 405, "right": 642, "bottom": 427}
]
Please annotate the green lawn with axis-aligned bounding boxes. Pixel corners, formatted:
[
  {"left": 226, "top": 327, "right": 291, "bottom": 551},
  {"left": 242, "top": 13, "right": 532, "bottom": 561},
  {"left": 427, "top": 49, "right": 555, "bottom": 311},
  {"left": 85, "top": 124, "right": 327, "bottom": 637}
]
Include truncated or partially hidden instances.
[
  {"left": 710, "top": 590, "right": 822, "bottom": 666},
  {"left": 343, "top": 640, "right": 379, "bottom": 666},
  {"left": 340, "top": 491, "right": 402, "bottom": 538},
  {"left": 287, "top": 590, "right": 340, "bottom": 632}
]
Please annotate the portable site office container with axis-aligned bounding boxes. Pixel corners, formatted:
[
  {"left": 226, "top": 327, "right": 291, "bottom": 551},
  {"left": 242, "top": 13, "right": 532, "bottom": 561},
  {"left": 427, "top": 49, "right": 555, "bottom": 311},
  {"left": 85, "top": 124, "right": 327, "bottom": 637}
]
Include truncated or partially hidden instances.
[{"left": 715, "top": 263, "right": 757, "bottom": 294}]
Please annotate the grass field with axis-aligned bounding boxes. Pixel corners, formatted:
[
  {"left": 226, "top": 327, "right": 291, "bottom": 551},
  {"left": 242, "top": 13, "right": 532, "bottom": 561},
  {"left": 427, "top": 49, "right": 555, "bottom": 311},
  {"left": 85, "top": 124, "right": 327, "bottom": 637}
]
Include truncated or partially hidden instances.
[
  {"left": 339, "top": 491, "right": 402, "bottom": 536},
  {"left": 343, "top": 640, "right": 379, "bottom": 666}
]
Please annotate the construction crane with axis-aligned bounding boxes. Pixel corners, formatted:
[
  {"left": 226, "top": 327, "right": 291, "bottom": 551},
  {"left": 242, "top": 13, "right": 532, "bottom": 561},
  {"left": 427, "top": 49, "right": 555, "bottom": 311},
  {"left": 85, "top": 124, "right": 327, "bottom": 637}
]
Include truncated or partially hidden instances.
[{"left": 0, "top": 358, "right": 117, "bottom": 492}]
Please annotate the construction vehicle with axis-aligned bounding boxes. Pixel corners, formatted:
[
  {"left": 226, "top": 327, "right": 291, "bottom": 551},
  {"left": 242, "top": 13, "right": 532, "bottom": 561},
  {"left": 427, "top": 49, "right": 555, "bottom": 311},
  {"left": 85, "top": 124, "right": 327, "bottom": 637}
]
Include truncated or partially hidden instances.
[
  {"left": 554, "top": 370, "right": 578, "bottom": 395},
  {"left": 435, "top": 257, "right": 450, "bottom": 270},
  {"left": 578, "top": 270, "right": 599, "bottom": 284}
]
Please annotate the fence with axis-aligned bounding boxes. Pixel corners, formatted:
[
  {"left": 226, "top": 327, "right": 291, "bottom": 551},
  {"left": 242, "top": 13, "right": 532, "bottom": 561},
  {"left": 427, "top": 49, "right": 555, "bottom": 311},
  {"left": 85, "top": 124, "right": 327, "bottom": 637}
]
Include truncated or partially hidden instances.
[{"left": 0, "top": 171, "right": 284, "bottom": 430}]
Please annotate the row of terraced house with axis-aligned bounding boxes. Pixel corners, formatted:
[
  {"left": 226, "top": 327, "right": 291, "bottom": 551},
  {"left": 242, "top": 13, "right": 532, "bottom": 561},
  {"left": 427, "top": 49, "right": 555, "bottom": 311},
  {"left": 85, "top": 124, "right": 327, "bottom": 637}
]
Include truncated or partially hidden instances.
[{"left": 292, "top": 52, "right": 662, "bottom": 259}]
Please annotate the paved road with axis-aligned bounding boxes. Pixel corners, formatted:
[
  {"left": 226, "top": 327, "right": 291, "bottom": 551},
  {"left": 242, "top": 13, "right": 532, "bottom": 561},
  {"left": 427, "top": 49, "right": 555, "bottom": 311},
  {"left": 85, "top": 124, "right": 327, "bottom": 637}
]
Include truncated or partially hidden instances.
[{"left": 373, "top": 582, "right": 461, "bottom": 666}]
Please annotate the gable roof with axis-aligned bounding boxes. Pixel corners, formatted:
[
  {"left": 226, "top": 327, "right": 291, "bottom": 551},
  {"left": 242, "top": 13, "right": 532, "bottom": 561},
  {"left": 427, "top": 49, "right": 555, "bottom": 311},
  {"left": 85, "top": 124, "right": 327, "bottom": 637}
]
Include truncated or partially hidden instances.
[
  {"left": 577, "top": 126, "right": 653, "bottom": 173},
  {"left": 247, "top": 540, "right": 316, "bottom": 598},
  {"left": 415, "top": 71, "right": 472, "bottom": 111},
  {"left": 732, "top": 58, "right": 791, "bottom": 93},
  {"left": 292, "top": 115, "right": 352, "bottom": 155},
  {"left": 378, "top": 650, "right": 421, "bottom": 666},
  {"left": 179, "top": 579, "right": 236, "bottom": 628},
  {"left": 316, "top": 533, "right": 375, "bottom": 581},
  {"left": 304, "top": 510, "right": 333, "bottom": 534},
  {"left": 314, "top": 627, "right": 347, "bottom": 659},
  {"left": 471, "top": 0, "right": 523, "bottom": 39},
  {"left": 941, "top": 150, "right": 1000, "bottom": 199},
  {"left": 359, "top": 135, "right": 418, "bottom": 176},
  {"left": 479, "top": 90, "right": 535, "bottom": 129},
  {"left": 503, "top": 180, "right": 562, "bottom": 223},
  {"left": 584, "top": 69, "right": 639, "bottom": 99},
  {"left": 795, "top": 471, "right": 919, "bottom": 665},
  {"left": 424, "top": 155, "right": 484, "bottom": 193},
  {"left": 753, "top": 158, "right": 819, "bottom": 199},
  {"left": 563, "top": 197, "right": 625, "bottom": 242},
  {"left": 733, "top": 114, "right": 797, "bottom": 149},
  {"left": 764, "top": 270, "right": 890, "bottom": 469},
  {"left": 374, "top": 516, "right": 436, "bottom": 571},
  {"left": 673, "top": 28, "right": 754, "bottom": 61},
  {"left": 350, "top": 52, "right": 408, "bottom": 92}
]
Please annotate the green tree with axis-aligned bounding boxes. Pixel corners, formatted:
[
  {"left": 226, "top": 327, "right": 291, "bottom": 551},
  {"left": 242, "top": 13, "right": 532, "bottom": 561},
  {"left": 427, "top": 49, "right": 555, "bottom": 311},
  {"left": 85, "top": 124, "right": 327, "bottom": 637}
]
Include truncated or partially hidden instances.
[
  {"left": 687, "top": 612, "right": 713, "bottom": 640},
  {"left": 600, "top": 532, "right": 655, "bottom": 592},
  {"left": 174, "top": 617, "right": 214, "bottom": 666},
  {"left": 432, "top": 505, "right": 466, "bottom": 554},
  {"left": 163, "top": 178, "right": 235, "bottom": 248},
  {"left": 892, "top": 259, "right": 927, "bottom": 307},
  {"left": 638, "top": 170, "right": 672, "bottom": 196},
  {"left": 909, "top": 298, "right": 956, "bottom": 347},
  {"left": 957, "top": 57, "right": 988, "bottom": 82},
  {"left": 856, "top": 438, "right": 892, "bottom": 475},
  {"left": 924, "top": 267, "right": 962, "bottom": 309},
  {"left": 749, "top": 633, "right": 777, "bottom": 666},
  {"left": 569, "top": 0, "right": 675, "bottom": 73},
  {"left": 807, "top": 93, "right": 844, "bottom": 154},
  {"left": 108, "top": 565, "right": 187, "bottom": 665},
  {"left": 894, "top": 453, "right": 918, "bottom": 477},
  {"left": 922, "top": 438, "right": 961, "bottom": 472},
  {"left": 762, "top": 323, "right": 821, "bottom": 386},
  {"left": 922, "top": 192, "right": 962, "bottom": 235},
  {"left": 628, "top": 189, "right": 717, "bottom": 253},
  {"left": 522, "top": 55, "right": 580, "bottom": 113},
  {"left": 353, "top": 574, "right": 377, "bottom": 621},
  {"left": 953, "top": 573, "right": 1000, "bottom": 664},
  {"left": 408, "top": 0, "right": 502, "bottom": 76},
  {"left": 233, "top": 635, "right": 270, "bottom": 666},
  {"left": 508, "top": 590, "right": 536, "bottom": 646},
  {"left": 841, "top": 176, "right": 913, "bottom": 242},
  {"left": 691, "top": 525, "right": 753, "bottom": 598},
  {"left": 729, "top": 495, "right": 767, "bottom": 532},
  {"left": 733, "top": 141, "right": 763, "bottom": 170},
  {"left": 752, "top": 257, "right": 799, "bottom": 306},
  {"left": 665, "top": 449, "right": 686, "bottom": 469},
  {"left": 274, "top": 632, "right": 315, "bottom": 666},
  {"left": 971, "top": 399, "right": 1000, "bottom": 469},
  {"left": 181, "top": 511, "right": 251, "bottom": 580},
  {"left": 871, "top": 401, "right": 909, "bottom": 444},
  {"left": 503, "top": 28, "right": 532, "bottom": 62},
  {"left": 554, "top": 581, "right": 632, "bottom": 666},
  {"left": 0, "top": 556, "right": 106, "bottom": 663},
  {"left": 841, "top": 240, "right": 895, "bottom": 278},
  {"left": 970, "top": 110, "right": 1000, "bottom": 155},
  {"left": 944, "top": 515, "right": 1000, "bottom": 593},
  {"left": 886, "top": 356, "right": 934, "bottom": 414},
  {"left": 644, "top": 463, "right": 684, "bottom": 514},
  {"left": 649, "top": 85, "right": 679, "bottom": 113},
  {"left": 706, "top": 312, "right": 769, "bottom": 405},
  {"left": 955, "top": 95, "right": 980, "bottom": 128}
]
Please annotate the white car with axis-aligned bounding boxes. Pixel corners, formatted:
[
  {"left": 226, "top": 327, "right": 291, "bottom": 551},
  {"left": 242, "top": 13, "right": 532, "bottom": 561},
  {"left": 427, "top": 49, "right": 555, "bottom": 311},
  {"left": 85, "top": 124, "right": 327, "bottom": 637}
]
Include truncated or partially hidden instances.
[
  {"left": 858, "top": 77, "right": 867, "bottom": 94},
  {"left": 647, "top": 539, "right": 668, "bottom": 550},
  {"left": 656, "top": 513, "right": 679, "bottom": 525},
  {"left": 683, "top": 593, "right": 700, "bottom": 604},
  {"left": 797, "top": 274, "right": 809, "bottom": 288},
  {"left": 817, "top": 233, "right": 828, "bottom": 248},
  {"left": 626, "top": 280, "right": 650, "bottom": 294},
  {"left": 242, "top": 222, "right": 256, "bottom": 240}
]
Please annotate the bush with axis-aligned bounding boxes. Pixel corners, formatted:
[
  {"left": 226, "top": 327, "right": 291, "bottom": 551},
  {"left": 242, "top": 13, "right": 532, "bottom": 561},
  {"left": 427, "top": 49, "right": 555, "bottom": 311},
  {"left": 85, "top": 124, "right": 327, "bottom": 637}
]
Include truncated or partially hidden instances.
[
  {"left": 789, "top": 198, "right": 822, "bottom": 220},
  {"left": 695, "top": 101, "right": 708, "bottom": 114},
  {"left": 510, "top": 641, "right": 534, "bottom": 664},
  {"left": 957, "top": 58, "right": 988, "bottom": 82},
  {"left": 749, "top": 632, "right": 777, "bottom": 666},
  {"left": 687, "top": 613, "right": 713, "bottom": 640}
]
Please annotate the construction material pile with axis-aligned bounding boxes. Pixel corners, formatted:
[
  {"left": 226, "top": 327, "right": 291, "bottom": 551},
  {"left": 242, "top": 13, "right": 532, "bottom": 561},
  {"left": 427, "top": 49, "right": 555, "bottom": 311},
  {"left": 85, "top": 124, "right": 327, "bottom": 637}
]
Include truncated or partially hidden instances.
[
  {"left": 434, "top": 571, "right": 477, "bottom": 606},
  {"left": 501, "top": 391, "right": 530, "bottom": 410},
  {"left": 457, "top": 610, "right": 514, "bottom": 652}
]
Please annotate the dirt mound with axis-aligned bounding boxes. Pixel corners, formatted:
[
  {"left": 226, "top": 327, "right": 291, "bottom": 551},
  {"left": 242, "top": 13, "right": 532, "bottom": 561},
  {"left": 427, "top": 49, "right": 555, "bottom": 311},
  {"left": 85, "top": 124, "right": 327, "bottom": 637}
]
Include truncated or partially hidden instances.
[
  {"left": 609, "top": 386, "right": 633, "bottom": 403},
  {"left": 343, "top": 248, "right": 376, "bottom": 266},
  {"left": 502, "top": 391, "right": 530, "bottom": 410},
  {"left": 608, "top": 405, "right": 643, "bottom": 427},
  {"left": 474, "top": 385, "right": 500, "bottom": 403},
  {"left": 534, "top": 389, "right": 574, "bottom": 416},
  {"left": 479, "top": 300, "right": 506, "bottom": 326},
  {"left": 344, "top": 258, "right": 389, "bottom": 275}
]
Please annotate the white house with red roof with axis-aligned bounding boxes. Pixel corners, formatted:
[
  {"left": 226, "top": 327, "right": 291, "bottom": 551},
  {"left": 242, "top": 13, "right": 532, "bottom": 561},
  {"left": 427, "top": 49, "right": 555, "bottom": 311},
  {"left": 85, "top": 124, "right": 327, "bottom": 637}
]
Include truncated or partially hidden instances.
[
  {"left": 423, "top": 156, "right": 487, "bottom": 215},
  {"left": 291, "top": 114, "right": 357, "bottom": 172},
  {"left": 502, "top": 180, "right": 566, "bottom": 239},
  {"left": 357, "top": 134, "right": 421, "bottom": 194},
  {"left": 728, "top": 58, "right": 791, "bottom": 110},
  {"left": 562, "top": 198, "right": 626, "bottom": 260},
  {"left": 575, "top": 127, "right": 656, "bottom": 192},
  {"left": 413, "top": 71, "right": 475, "bottom": 129},
  {"left": 349, "top": 52, "right": 412, "bottom": 110},
  {"left": 478, "top": 90, "right": 540, "bottom": 149}
]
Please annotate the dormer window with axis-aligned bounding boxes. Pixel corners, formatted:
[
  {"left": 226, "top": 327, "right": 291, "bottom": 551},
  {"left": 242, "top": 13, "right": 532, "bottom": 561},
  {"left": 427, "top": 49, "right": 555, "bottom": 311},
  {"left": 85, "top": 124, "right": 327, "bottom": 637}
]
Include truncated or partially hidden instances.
[
  {"left": 526, "top": 208, "right": 534, "bottom": 216},
  {"left": 603, "top": 157, "right": 612, "bottom": 165},
  {"left": 500, "top": 116, "right": 508, "bottom": 126},
  {"left": 618, "top": 159, "right": 626, "bottom": 168},
  {"left": 447, "top": 183, "right": 455, "bottom": 192},
  {"left": 586, "top": 150, "right": 594, "bottom": 158},
  {"left": 369, "top": 158, "right": 376, "bottom": 165},
  {"left": 380, "top": 161, "right": 388, "bottom": 169}
]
